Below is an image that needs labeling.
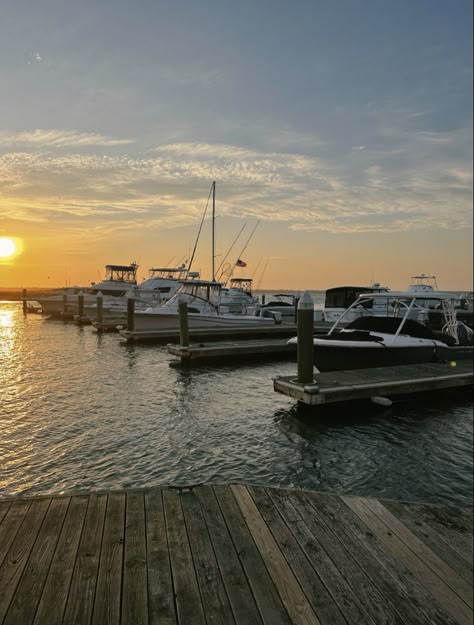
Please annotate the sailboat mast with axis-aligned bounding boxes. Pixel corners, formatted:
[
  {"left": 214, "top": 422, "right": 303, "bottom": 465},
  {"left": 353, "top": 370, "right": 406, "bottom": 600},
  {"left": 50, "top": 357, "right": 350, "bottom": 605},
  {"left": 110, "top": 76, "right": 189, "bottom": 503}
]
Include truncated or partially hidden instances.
[{"left": 212, "top": 181, "right": 216, "bottom": 281}]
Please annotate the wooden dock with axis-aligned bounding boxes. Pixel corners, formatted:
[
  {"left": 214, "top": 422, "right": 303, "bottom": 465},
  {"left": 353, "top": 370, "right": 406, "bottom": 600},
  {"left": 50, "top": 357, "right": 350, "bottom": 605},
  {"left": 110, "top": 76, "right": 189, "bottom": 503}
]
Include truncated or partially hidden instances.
[
  {"left": 119, "top": 323, "right": 305, "bottom": 343},
  {"left": 0, "top": 484, "right": 472, "bottom": 625},
  {"left": 167, "top": 337, "right": 296, "bottom": 362},
  {"left": 274, "top": 360, "right": 474, "bottom": 405}
]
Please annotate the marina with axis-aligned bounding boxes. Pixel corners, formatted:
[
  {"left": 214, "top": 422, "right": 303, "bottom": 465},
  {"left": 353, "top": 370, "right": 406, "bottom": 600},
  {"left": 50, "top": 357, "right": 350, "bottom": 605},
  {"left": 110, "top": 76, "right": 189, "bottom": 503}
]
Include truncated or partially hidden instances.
[{"left": 0, "top": 484, "right": 472, "bottom": 625}]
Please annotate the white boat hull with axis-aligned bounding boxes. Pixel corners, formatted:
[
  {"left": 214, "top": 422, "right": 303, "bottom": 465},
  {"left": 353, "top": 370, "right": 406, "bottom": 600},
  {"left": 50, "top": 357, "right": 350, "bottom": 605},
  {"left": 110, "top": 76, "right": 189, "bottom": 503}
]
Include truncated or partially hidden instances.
[{"left": 134, "top": 310, "right": 276, "bottom": 331}]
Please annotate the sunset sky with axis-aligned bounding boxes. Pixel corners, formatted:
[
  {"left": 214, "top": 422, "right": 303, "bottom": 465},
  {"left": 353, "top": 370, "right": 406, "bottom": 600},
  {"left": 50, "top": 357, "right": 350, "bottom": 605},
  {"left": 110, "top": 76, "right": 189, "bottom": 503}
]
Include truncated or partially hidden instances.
[{"left": 0, "top": 0, "right": 472, "bottom": 291}]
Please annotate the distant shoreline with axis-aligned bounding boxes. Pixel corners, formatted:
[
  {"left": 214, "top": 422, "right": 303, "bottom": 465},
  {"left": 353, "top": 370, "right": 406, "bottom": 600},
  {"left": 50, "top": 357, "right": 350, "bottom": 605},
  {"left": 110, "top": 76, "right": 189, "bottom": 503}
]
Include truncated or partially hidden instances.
[{"left": 0, "top": 288, "right": 57, "bottom": 301}]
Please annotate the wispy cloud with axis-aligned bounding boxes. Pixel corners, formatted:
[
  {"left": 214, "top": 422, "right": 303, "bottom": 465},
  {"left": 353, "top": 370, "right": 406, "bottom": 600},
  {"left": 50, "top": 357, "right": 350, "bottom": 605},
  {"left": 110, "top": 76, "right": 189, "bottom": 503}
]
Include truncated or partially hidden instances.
[
  {"left": 0, "top": 127, "right": 471, "bottom": 235},
  {"left": 0, "top": 129, "right": 135, "bottom": 147}
]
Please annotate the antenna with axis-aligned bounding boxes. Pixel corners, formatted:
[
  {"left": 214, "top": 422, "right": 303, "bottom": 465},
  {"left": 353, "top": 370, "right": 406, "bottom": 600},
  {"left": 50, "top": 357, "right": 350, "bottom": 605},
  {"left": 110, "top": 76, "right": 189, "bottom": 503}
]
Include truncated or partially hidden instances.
[
  {"left": 224, "top": 220, "right": 261, "bottom": 286},
  {"left": 216, "top": 223, "right": 247, "bottom": 279},
  {"left": 188, "top": 182, "right": 213, "bottom": 274},
  {"left": 211, "top": 181, "right": 216, "bottom": 281},
  {"left": 256, "top": 257, "right": 270, "bottom": 289}
]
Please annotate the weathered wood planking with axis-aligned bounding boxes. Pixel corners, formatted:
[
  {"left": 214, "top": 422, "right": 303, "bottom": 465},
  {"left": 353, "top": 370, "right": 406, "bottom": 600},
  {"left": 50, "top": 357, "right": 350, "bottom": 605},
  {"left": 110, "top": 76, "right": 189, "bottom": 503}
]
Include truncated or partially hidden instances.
[
  {"left": 0, "top": 485, "right": 471, "bottom": 625},
  {"left": 274, "top": 360, "right": 473, "bottom": 405}
]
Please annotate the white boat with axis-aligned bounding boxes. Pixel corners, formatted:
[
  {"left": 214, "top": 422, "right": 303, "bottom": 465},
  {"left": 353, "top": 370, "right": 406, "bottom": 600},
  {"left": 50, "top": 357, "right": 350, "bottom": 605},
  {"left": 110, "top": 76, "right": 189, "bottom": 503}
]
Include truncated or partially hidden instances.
[
  {"left": 36, "top": 263, "right": 139, "bottom": 316},
  {"left": 322, "top": 283, "right": 390, "bottom": 323},
  {"left": 85, "top": 265, "right": 190, "bottom": 322},
  {"left": 219, "top": 278, "right": 259, "bottom": 315},
  {"left": 131, "top": 278, "right": 280, "bottom": 331},
  {"left": 289, "top": 288, "right": 473, "bottom": 372},
  {"left": 258, "top": 293, "right": 300, "bottom": 322}
]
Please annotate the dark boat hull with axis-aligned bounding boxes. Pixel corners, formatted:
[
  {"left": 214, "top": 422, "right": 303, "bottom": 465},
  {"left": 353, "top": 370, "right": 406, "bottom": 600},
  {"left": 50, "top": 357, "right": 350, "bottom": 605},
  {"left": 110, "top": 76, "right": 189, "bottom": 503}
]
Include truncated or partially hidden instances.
[{"left": 313, "top": 343, "right": 473, "bottom": 372}]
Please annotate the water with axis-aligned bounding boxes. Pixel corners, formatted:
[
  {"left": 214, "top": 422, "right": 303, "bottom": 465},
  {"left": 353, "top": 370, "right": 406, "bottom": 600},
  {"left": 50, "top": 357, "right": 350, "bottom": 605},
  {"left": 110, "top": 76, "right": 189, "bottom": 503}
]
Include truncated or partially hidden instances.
[{"left": 0, "top": 301, "right": 472, "bottom": 508}]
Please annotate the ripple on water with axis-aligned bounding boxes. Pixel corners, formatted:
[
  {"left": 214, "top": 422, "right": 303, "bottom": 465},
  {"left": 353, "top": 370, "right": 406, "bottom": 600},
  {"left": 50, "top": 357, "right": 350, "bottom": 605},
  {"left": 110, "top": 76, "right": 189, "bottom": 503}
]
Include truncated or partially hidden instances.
[{"left": 0, "top": 302, "right": 472, "bottom": 507}]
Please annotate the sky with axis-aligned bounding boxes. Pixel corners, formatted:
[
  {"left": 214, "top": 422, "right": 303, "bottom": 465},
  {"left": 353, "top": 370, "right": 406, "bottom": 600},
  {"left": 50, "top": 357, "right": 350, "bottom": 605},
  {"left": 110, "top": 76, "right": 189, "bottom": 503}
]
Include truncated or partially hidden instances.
[{"left": 0, "top": 0, "right": 472, "bottom": 291}]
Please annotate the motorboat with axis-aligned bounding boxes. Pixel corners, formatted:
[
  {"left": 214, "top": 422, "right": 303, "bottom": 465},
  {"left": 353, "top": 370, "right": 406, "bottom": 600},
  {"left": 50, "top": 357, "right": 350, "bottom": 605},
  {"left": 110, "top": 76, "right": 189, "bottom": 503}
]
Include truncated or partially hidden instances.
[
  {"left": 258, "top": 293, "right": 300, "bottom": 322},
  {"left": 219, "top": 278, "right": 259, "bottom": 315},
  {"left": 130, "top": 278, "right": 281, "bottom": 331},
  {"left": 288, "top": 289, "right": 473, "bottom": 372},
  {"left": 322, "top": 283, "right": 390, "bottom": 323},
  {"left": 36, "top": 263, "right": 139, "bottom": 316},
  {"left": 85, "top": 265, "right": 191, "bottom": 322}
]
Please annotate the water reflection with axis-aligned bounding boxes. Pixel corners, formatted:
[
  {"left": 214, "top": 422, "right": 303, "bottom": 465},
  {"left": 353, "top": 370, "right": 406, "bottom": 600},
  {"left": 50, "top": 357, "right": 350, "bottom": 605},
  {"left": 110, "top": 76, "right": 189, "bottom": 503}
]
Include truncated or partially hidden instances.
[{"left": 0, "top": 301, "right": 472, "bottom": 507}]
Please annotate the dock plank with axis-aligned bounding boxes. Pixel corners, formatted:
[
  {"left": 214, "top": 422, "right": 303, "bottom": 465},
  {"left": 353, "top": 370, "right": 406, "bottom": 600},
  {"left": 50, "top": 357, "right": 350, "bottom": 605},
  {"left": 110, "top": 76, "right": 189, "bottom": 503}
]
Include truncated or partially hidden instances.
[
  {"left": 163, "top": 488, "right": 206, "bottom": 625},
  {"left": 305, "top": 491, "right": 443, "bottom": 625},
  {"left": 144, "top": 489, "right": 177, "bottom": 625},
  {"left": 122, "top": 491, "right": 149, "bottom": 625},
  {"left": 382, "top": 499, "right": 473, "bottom": 582},
  {"left": 0, "top": 485, "right": 470, "bottom": 625},
  {"left": 92, "top": 491, "right": 126, "bottom": 625},
  {"left": 247, "top": 486, "right": 348, "bottom": 625},
  {"left": 181, "top": 489, "right": 235, "bottom": 625},
  {"left": 3, "top": 497, "right": 69, "bottom": 625},
  {"left": 213, "top": 484, "right": 292, "bottom": 625},
  {"left": 0, "top": 499, "right": 31, "bottom": 568},
  {"left": 0, "top": 497, "right": 50, "bottom": 624},
  {"left": 288, "top": 489, "right": 405, "bottom": 625},
  {"left": 363, "top": 498, "right": 473, "bottom": 607},
  {"left": 196, "top": 485, "right": 264, "bottom": 625},
  {"left": 343, "top": 495, "right": 472, "bottom": 625},
  {"left": 232, "top": 485, "right": 321, "bottom": 625},
  {"left": 33, "top": 495, "right": 89, "bottom": 625},
  {"left": 63, "top": 493, "right": 107, "bottom": 625},
  {"left": 267, "top": 487, "right": 377, "bottom": 625}
]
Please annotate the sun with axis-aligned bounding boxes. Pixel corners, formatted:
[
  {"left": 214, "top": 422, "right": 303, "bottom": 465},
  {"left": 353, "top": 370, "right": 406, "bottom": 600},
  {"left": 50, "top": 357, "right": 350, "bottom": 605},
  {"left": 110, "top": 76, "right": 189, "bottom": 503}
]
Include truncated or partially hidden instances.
[{"left": 0, "top": 238, "right": 16, "bottom": 258}]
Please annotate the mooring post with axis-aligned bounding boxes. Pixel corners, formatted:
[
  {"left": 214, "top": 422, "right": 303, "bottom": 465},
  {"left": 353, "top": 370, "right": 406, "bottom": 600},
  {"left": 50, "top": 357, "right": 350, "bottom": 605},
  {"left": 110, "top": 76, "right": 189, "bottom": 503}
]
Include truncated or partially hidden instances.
[
  {"left": 78, "top": 291, "right": 84, "bottom": 317},
  {"left": 179, "top": 300, "right": 189, "bottom": 346},
  {"left": 127, "top": 296, "right": 135, "bottom": 332},
  {"left": 261, "top": 294, "right": 266, "bottom": 305},
  {"left": 297, "top": 291, "right": 315, "bottom": 384},
  {"left": 22, "top": 288, "right": 27, "bottom": 315},
  {"left": 96, "top": 291, "right": 103, "bottom": 323},
  {"left": 293, "top": 295, "right": 300, "bottom": 324}
]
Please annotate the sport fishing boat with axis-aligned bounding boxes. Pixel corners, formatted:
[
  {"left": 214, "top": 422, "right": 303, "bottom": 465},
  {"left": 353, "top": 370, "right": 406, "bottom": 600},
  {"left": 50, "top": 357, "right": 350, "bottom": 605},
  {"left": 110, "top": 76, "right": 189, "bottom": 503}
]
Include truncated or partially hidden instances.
[
  {"left": 130, "top": 278, "right": 280, "bottom": 331},
  {"left": 36, "top": 263, "right": 139, "bottom": 316},
  {"left": 289, "top": 289, "right": 473, "bottom": 372},
  {"left": 219, "top": 278, "right": 259, "bottom": 315},
  {"left": 86, "top": 265, "right": 190, "bottom": 322}
]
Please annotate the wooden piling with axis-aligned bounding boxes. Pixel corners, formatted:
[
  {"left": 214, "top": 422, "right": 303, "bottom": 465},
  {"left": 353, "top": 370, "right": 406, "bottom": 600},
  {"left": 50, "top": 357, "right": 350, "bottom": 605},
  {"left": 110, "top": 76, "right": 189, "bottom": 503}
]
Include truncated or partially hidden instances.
[
  {"left": 293, "top": 296, "right": 300, "bottom": 324},
  {"left": 22, "top": 288, "right": 27, "bottom": 315},
  {"left": 127, "top": 297, "right": 135, "bottom": 332},
  {"left": 179, "top": 300, "right": 189, "bottom": 346},
  {"left": 96, "top": 291, "right": 103, "bottom": 323},
  {"left": 77, "top": 291, "right": 84, "bottom": 317},
  {"left": 261, "top": 294, "right": 266, "bottom": 305},
  {"left": 297, "top": 291, "right": 315, "bottom": 384}
]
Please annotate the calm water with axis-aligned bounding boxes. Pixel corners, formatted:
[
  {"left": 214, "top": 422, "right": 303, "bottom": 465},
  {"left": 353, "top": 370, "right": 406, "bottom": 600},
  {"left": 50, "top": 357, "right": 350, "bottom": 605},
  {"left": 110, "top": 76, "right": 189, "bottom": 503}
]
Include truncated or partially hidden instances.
[{"left": 0, "top": 300, "right": 472, "bottom": 508}]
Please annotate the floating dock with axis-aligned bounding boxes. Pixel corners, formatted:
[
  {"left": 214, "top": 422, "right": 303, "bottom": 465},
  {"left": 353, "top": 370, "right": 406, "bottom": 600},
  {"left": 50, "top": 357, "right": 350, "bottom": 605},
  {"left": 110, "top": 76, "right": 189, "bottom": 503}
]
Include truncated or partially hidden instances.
[
  {"left": 120, "top": 322, "right": 333, "bottom": 343},
  {"left": 167, "top": 337, "right": 296, "bottom": 362},
  {"left": 274, "top": 360, "right": 474, "bottom": 405},
  {"left": 0, "top": 484, "right": 471, "bottom": 625}
]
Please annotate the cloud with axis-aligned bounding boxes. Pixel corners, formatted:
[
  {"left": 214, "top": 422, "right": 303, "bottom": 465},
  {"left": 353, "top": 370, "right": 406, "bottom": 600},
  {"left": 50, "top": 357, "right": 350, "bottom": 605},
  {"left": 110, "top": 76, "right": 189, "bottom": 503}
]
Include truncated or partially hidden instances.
[
  {"left": 0, "top": 127, "right": 471, "bottom": 236},
  {"left": 0, "top": 129, "right": 135, "bottom": 147}
]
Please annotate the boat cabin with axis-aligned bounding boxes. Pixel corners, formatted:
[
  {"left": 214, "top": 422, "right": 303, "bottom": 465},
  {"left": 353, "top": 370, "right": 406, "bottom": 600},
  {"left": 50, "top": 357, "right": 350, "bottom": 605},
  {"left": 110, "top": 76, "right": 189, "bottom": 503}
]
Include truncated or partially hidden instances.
[
  {"left": 165, "top": 279, "right": 223, "bottom": 313},
  {"left": 228, "top": 278, "right": 253, "bottom": 296}
]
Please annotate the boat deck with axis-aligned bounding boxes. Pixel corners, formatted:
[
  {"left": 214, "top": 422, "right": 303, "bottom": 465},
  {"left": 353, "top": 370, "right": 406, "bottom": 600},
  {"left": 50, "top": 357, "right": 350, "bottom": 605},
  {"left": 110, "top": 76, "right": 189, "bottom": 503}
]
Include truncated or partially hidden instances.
[
  {"left": 0, "top": 484, "right": 472, "bottom": 625},
  {"left": 274, "top": 360, "right": 473, "bottom": 405}
]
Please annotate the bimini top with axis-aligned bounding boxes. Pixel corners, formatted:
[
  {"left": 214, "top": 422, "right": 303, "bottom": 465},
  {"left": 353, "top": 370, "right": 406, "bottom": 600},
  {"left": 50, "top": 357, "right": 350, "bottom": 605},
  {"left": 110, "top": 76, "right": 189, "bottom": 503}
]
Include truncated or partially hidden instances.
[
  {"left": 230, "top": 278, "right": 253, "bottom": 284},
  {"left": 105, "top": 264, "right": 138, "bottom": 272}
]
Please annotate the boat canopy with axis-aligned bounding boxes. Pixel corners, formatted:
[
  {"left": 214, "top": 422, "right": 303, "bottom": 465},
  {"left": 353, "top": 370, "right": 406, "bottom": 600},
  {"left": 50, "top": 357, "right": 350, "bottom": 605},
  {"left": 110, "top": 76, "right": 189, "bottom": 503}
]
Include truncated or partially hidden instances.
[
  {"left": 324, "top": 285, "right": 388, "bottom": 309},
  {"left": 105, "top": 264, "right": 138, "bottom": 272}
]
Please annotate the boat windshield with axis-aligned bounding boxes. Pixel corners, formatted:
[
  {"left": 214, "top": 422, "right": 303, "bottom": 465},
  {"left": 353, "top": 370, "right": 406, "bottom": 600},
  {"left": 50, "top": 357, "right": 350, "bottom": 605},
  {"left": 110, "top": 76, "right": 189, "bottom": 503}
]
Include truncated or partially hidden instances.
[{"left": 167, "top": 281, "right": 222, "bottom": 307}]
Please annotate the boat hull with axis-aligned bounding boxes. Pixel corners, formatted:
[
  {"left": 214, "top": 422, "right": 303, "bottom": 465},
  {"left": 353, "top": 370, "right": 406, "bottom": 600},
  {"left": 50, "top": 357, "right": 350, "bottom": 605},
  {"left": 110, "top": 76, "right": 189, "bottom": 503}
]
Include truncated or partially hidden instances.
[
  {"left": 133, "top": 311, "right": 276, "bottom": 331},
  {"left": 312, "top": 342, "right": 473, "bottom": 372}
]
